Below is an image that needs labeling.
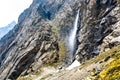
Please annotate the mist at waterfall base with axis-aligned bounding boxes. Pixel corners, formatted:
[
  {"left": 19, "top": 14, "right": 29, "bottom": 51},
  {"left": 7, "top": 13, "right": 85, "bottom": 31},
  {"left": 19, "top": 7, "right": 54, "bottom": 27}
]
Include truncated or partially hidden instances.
[{"left": 66, "top": 10, "right": 81, "bottom": 70}]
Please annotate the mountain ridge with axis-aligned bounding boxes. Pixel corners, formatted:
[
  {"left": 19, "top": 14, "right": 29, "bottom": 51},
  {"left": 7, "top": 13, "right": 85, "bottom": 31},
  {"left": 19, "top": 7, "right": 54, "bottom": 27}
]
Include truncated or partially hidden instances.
[{"left": 0, "top": 21, "right": 16, "bottom": 39}]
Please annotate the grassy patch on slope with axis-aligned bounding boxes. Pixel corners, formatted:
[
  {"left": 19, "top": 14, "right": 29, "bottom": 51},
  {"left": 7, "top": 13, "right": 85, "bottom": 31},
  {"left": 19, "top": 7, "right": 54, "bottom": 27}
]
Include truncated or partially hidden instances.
[{"left": 78, "top": 45, "right": 120, "bottom": 80}]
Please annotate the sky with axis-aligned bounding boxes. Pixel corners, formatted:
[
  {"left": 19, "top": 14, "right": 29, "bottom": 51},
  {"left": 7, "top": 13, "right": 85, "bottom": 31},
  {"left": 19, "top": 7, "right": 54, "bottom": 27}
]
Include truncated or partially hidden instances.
[{"left": 0, "top": 0, "right": 33, "bottom": 27}]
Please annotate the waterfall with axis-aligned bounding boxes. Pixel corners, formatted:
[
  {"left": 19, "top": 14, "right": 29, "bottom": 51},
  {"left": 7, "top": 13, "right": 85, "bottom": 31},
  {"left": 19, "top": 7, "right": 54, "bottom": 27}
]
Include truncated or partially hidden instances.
[
  {"left": 66, "top": 10, "right": 80, "bottom": 70},
  {"left": 69, "top": 10, "right": 79, "bottom": 61}
]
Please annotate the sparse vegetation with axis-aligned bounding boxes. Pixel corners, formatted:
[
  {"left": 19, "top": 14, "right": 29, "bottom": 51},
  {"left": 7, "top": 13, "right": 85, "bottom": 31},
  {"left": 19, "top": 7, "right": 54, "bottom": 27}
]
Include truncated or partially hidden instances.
[
  {"left": 41, "top": 74, "right": 52, "bottom": 80},
  {"left": 17, "top": 76, "right": 33, "bottom": 80},
  {"left": 51, "top": 26, "right": 60, "bottom": 39},
  {"left": 58, "top": 41, "right": 67, "bottom": 65},
  {"left": 96, "top": 51, "right": 120, "bottom": 80},
  {"left": 83, "top": 45, "right": 120, "bottom": 80},
  {"left": 80, "top": 45, "right": 120, "bottom": 68}
]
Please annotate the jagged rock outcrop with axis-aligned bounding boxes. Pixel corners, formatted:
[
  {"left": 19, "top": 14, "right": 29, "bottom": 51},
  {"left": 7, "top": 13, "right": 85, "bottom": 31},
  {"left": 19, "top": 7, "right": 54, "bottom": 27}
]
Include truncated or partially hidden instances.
[
  {"left": 0, "top": 0, "right": 120, "bottom": 80},
  {"left": 75, "top": 0, "right": 119, "bottom": 63},
  {"left": 0, "top": 0, "right": 76, "bottom": 79}
]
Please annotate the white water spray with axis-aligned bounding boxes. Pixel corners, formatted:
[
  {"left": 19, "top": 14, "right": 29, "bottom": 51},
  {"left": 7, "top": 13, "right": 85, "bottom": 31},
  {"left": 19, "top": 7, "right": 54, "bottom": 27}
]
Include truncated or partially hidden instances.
[
  {"left": 69, "top": 10, "right": 79, "bottom": 54},
  {"left": 66, "top": 10, "right": 80, "bottom": 70}
]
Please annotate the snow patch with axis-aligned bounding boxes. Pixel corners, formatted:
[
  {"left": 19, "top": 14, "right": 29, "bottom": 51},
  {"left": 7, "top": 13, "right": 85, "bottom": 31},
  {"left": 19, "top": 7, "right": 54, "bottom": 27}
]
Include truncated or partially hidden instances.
[{"left": 66, "top": 60, "right": 81, "bottom": 70}]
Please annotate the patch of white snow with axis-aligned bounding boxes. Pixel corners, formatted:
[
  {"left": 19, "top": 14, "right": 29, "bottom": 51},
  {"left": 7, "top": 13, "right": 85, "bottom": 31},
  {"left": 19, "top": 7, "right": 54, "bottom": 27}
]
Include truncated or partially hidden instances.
[{"left": 66, "top": 60, "right": 81, "bottom": 70}]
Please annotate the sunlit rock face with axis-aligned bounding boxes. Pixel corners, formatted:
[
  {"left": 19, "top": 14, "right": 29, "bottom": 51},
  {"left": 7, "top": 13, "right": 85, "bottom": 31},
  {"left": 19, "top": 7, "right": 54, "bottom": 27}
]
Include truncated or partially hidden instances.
[{"left": 0, "top": 0, "right": 77, "bottom": 79}]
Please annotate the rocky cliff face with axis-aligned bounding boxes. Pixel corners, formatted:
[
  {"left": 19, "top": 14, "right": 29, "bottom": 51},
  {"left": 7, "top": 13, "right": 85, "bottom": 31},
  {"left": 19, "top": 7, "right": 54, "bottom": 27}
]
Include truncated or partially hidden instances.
[
  {"left": 0, "top": 0, "right": 120, "bottom": 80},
  {"left": 75, "top": 0, "right": 118, "bottom": 62}
]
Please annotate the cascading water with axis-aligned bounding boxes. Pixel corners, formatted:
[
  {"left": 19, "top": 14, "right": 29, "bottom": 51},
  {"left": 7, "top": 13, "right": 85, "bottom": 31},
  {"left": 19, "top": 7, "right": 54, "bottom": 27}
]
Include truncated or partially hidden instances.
[
  {"left": 66, "top": 10, "right": 80, "bottom": 70},
  {"left": 69, "top": 10, "right": 79, "bottom": 61}
]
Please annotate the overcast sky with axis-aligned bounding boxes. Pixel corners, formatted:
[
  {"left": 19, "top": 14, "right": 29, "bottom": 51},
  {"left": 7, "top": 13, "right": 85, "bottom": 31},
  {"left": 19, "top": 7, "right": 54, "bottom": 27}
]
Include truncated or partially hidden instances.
[{"left": 0, "top": 0, "right": 33, "bottom": 27}]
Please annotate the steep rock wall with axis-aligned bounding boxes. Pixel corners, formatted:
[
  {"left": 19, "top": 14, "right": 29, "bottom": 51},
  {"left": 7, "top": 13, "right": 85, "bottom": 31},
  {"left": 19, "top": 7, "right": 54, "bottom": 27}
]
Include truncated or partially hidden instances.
[
  {"left": 0, "top": 0, "right": 76, "bottom": 79},
  {"left": 75, "top": 0, "right": 119, "bottom": 63}
]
